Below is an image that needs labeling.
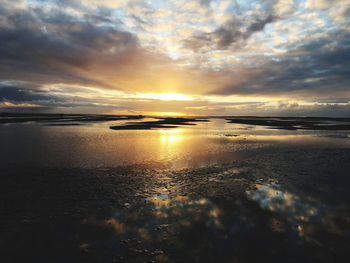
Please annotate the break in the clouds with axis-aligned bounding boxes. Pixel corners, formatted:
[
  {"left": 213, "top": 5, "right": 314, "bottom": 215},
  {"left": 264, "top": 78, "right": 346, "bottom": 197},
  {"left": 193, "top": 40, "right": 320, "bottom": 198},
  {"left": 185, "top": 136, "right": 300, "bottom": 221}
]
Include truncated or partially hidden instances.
[{"left": 0, "top": 0, "right": 350, "bottom": 116}]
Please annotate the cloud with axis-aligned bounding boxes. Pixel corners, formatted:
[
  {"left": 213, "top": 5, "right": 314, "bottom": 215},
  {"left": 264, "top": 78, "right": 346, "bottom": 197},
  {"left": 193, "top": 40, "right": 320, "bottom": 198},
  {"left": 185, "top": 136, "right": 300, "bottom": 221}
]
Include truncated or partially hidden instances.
[
  {"left": 47, "top": 0, "right": 125, "bottom": 10},
  {"left": 0, "top": 86, "right": 49, "bottom": 102},
  {"left": 274, "top": 0, "right": 296, "bottom": 17},
  {"left": 305, "top": 0, "right": 346, "bottom": 10},
  {"left": 210, "top": 30, "right": 350, "bottom": 98},
  {"left": 0, "top": 0, "right": 349, "bottom": 116},
  {"left": 277, "top": 101, "right": 299, "bottom": 109},
  {"left": 314, "top": 98, "right": 350, "bottom": 104},
  {"left": 0, "top": 3, "right": 180, "bottom": 93},
  {"left": 199, "top": 0, "right": 213, "bottom": 7},
  {"left": 0, "top": 83, "right": 96, "bottom": 108},
  {"left": 183, "top": 12, "right": 278, "bottom": 50}
]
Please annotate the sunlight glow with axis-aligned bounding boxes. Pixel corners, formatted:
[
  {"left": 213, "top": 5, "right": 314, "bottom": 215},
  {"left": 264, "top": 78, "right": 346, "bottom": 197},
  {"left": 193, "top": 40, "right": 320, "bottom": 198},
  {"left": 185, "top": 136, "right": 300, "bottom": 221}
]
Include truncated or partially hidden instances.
[
  {"left": 139, "top": 93, "right": 194, "bottom": 101},
  {"left": 160, "top": 129, "right": 185, "bottom": 151},
  {"left": 153, "top": 111, "right": 187, "bottom": 117}
]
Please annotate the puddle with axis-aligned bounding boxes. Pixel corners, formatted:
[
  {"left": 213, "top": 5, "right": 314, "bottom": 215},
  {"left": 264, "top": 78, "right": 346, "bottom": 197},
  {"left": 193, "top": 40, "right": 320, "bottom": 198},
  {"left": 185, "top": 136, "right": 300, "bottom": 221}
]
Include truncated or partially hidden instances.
[
  {"left": 246, "top": 183, "right": 328, "bottom": 224},
  {"left": 76, "top": 176, "right": 349, "bottom": 262},
  {"left": 244, "top": 182, "right": 350, "bottom": 248},
  {"left": 81, "top": 187, "right": 256, "bottom": 262}
]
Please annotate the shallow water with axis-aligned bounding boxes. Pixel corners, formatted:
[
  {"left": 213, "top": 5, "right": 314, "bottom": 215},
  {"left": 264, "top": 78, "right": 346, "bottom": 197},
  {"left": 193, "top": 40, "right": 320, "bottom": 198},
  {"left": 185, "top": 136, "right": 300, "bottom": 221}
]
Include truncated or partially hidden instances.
[{"left": 1, "top": 118, "right": 350, "bottom": 168}]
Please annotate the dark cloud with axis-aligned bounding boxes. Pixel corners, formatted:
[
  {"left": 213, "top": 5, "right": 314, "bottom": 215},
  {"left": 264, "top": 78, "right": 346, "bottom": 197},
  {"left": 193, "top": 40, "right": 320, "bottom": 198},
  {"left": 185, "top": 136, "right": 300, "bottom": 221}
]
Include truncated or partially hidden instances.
[
  {"left": 0, "top": 83, "right": 107, "bottom": 109},
  {"left": 182, "top": 33, "right": 212, "bottom": 51},
  {"left": 0, "top": 3, "right": 162, "bottom": 90},
  {"left": 247, "top": 14, "right": 275, "bottom": 33},
  {"left": 184, "top": 12, "right": 277, "bottom": 50},
  {"left": 314, "top": 98, "right": 350, "bottom": 104},
  {"left": 213, "top": 19, "right": 244, "bottom": 49},
  {"left": 210, "top": 31, "right": 350, "bottom": 97},
  {"left": 131, "top": 14, "right": 148, "bottom": 25},
  {"left": 199, "top": 0, "right": 213, "bottom": 7},
  {"left": 0, "top": 86, "right": 49, "bottom": 102},
  {"left": 183, "top": 0, "right": 283, "bottom": 50}
]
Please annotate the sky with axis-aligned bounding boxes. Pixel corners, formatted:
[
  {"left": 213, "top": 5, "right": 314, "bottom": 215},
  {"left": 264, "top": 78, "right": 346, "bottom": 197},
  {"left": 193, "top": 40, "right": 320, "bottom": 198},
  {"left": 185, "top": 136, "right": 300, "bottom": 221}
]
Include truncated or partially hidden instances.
[{"left": 0, "top": 0, "right": 350, "bottom": 116}]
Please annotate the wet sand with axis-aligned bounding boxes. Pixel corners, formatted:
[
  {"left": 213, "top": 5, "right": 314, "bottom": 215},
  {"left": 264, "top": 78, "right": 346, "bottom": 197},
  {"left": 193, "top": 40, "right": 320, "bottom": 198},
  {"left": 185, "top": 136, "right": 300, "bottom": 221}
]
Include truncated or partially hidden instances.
[{"left": 1, "top": 146, "right": 349, "bottom": 263}]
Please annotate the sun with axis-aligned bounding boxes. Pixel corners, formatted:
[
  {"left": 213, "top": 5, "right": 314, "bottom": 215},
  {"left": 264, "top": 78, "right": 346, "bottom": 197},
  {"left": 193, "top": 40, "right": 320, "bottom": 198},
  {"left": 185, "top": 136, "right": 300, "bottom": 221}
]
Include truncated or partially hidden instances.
[{"left": 139, "top": 93, "right": 194, "bottom": 101}]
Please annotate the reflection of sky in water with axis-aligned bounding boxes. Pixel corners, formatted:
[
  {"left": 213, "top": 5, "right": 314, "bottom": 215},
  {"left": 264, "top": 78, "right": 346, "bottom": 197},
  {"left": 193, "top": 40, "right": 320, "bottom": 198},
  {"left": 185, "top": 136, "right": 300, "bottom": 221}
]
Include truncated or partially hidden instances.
[
  {"left": 76, "top": 177, "right": 348, "bottom": 260},
  {"left": 82, "top": 191, "right": 253, "bottom": 254},
  {"left": 146, "top": 194, "right": 223, "bottom": 229},
  {"left": 246, "top": 184, "right": 329, "bottom": 238},
  {"left": 1, "top": 118, "right": 350, "bottom": 169},
  {"left": 89, "top": 195, "right": 224, "bottom": 236},
  {"left": 246, "top": 184, "right": 327, "bottom": 222}
]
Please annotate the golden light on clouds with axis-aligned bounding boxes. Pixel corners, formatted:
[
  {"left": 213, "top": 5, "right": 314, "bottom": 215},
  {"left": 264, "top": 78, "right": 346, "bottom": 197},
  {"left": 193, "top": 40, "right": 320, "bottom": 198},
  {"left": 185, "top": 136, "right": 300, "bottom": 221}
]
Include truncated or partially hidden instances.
[
  {"left": 1, "top": 0, "right": 350, "bottom": 116},
  {"left": 138, "top": 93, "right": 194, "bottom": 101}
]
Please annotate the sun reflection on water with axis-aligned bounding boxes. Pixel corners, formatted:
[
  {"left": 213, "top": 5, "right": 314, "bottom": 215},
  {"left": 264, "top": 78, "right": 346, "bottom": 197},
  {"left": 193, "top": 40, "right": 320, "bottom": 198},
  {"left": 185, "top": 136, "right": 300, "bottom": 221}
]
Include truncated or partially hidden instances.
[
  {"left": 158, "top": 129, "right": 187, "bottom": 161},
  {"left": 160, "top": 129, "right": 185, "bottom": 145}
]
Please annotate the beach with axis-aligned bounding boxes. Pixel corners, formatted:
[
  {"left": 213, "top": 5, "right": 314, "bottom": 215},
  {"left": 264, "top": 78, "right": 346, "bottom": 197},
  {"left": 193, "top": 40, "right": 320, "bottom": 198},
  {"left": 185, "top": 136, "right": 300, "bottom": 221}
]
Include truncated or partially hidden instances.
[{"left": 1, "top": 116, "right": 350, "bottom": 262}]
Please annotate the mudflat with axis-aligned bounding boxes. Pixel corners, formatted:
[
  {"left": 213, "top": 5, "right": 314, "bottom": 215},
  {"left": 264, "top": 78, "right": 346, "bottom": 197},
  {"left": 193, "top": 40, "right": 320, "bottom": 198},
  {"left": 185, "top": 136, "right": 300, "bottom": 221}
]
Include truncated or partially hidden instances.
[{"left": 1, "top": 116, "right": 349, "bottom": 263}]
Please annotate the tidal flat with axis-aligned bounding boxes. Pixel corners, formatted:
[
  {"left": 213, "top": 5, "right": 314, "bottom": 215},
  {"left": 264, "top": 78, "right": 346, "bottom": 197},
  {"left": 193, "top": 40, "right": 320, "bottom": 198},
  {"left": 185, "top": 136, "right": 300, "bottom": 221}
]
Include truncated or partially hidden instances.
[{"left": 1, "top": 115, "right": 350, "bottom": 263}]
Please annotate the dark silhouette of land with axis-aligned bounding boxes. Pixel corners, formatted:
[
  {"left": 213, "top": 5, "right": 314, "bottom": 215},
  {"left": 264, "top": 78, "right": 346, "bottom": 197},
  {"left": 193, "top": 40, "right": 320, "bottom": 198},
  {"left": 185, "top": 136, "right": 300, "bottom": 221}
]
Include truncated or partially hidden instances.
[
  {"left": 0, "top": 113, "right": 144, "bottom": 124},
  {"left": 2, "top": 113, "right": 350, "bottom": 130},
  {"left": 226, "top": 116, "right": 350, "bottom": 130},
  {"left": 110, "top": 117, "right": 209, "bottom": 130}
]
